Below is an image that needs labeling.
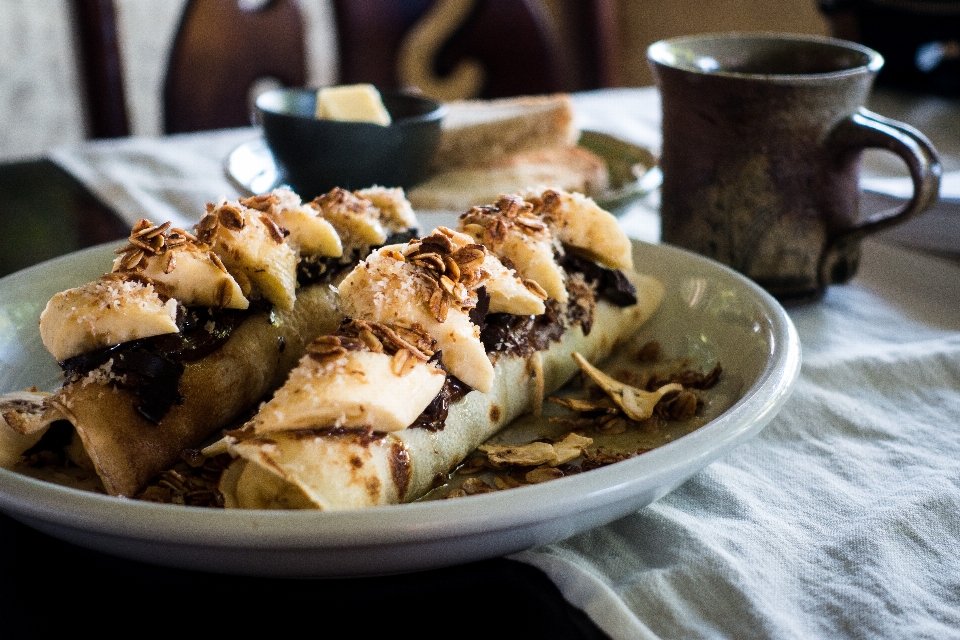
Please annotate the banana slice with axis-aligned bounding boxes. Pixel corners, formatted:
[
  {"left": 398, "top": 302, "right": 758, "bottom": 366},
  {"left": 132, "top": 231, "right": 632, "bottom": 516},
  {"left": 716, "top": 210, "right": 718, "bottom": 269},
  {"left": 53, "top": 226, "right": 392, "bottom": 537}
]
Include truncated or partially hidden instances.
[
  {"left": 39, "top": 273, "right": 179, "bottom": 361},
  {"left": 248, "top": 340, "right": 445, "bottom": 434},
  {"left": 525, "top": 189, "right": 633, "bottom": 271},
  {"left": 439, "top": 226, "right": 546, "bottom": 315},
  {"left": 240, "top": 188, "right": 343, "bottom": 258},
  {"left": 355, "top": 186, "right": 418, "bottom": 234},
  {"left": 338, "top": 234, "right": 496, "bottom": 393},
  {"left": 112, "top": 220, "right": 248, "bottom": 310},
  {"left": 138, "top": 246, "right": 248, "bottom": 309},
  {"left": 196, "top": 199, "right": 298, "bottom": 310},
  {"left": 459, "top": 196, "right": 568, "bottom": 303},
  {"left": 310, "top": 188, "right": 387, "bottom": 251},
  {"left": 481, "top": 255, "right": 547, "bottom": 315}
]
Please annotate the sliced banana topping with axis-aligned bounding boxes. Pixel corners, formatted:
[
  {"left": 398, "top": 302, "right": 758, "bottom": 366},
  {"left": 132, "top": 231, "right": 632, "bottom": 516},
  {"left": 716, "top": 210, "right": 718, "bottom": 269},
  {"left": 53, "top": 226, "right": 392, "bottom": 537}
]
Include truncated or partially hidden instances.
[
  {"left": 39, "top": 273, "right": 179, "bottom": 361},
  {"left": 460, "top": 195, "right": 568, "bottom": 303},
  {"left": 338, "top": 230, "right": 496, "bottom": 393},
  {"left": 437, "top": 226, "right": 546, "bottom": 316},
  {"left": 240, "top": 188, "right": 343, "bottom": 258},
  {"left": 310, "top": 187, "right": 387, "bottom": 252},
  {"left": 248, "top": 323, "right": 445, "bottom": 433},
  {"left": 525, "top": 189, "right": 634, "bottom": 271},
  {"left": 112, "top": 219, "right": 248, "bottom": 310},
  {"left": 354, "top": 186, "right": 418, "bottom": 234},
  {"left": 196, "top": 199, "right": 298, "bottom": 310}
]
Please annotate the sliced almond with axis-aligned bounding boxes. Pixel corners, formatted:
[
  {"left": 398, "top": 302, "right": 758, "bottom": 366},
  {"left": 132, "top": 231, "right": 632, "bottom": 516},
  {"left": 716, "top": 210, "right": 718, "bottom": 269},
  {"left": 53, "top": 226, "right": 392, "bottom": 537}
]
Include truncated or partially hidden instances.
[{"left": 571, "top": 352, "right": 682, "bottom": 421}]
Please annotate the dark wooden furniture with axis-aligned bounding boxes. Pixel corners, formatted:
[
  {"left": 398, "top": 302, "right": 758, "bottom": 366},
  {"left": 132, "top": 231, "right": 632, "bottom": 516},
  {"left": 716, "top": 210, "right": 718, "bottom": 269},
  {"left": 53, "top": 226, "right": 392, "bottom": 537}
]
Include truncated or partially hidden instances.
[
  {"left": 71, "top": 0, "right": 307, "bottom": 137},
  {"left": 163, "top": 0, "right": 307, "bottom": 133},
  {"left": 72, "top": 0, "right": 620, "bottom": 137},
  {"left": 71, "top": 0, "right": 130, "bottom": 138},
  {"left": 332, "top": 0, "right": 621, "bottom": 99},
  {"left": 0, "top": 159, "right": 127, "bottom": 276}
]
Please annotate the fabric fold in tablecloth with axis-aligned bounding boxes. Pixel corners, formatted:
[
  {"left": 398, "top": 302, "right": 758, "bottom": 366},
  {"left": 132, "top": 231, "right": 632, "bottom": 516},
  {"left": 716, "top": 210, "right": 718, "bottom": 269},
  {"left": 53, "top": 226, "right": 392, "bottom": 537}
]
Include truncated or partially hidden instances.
[{"left": 514, "top": 240, "right": 960, "bottom": 639}]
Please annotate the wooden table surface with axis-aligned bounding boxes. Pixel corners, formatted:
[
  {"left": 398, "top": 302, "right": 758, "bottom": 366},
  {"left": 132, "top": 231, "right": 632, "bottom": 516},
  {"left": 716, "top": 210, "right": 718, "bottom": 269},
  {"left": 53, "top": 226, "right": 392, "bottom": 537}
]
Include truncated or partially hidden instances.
[{"left": 0, "top": 158, "right": 608, "bottom": 637}]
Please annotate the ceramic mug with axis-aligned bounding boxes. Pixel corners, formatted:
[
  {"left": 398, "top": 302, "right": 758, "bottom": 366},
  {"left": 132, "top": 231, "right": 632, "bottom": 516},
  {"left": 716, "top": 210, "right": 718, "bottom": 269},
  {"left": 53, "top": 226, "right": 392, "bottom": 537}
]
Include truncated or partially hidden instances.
[{"left": 648, "top": 33, "right": 941, "bottom": 303}]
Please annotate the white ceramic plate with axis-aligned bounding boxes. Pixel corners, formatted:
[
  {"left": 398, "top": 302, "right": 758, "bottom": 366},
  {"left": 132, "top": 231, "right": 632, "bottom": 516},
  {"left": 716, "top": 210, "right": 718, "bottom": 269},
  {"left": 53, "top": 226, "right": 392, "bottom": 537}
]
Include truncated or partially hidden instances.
[{"left": 0, "top": 240, "right": 800, "bottom": 577}]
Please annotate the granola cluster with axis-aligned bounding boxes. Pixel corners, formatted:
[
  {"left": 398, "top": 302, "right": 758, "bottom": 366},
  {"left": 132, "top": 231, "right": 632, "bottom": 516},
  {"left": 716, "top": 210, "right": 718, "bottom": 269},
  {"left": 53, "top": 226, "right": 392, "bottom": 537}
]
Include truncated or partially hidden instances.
[
  {"left": 306, "top": 319, "right": 437, "bottom": 377},
  {"left": 309, "top": 187, "right": 372, "bottom": 218},
  {"left": 195, "top": 201, "right": 285, "bottom": 245},
  {"left": 114, "top": 219, "right": 219, "bottom": 274},
  {"left": 523, "top": 188, "right": 565, "bottom": 224},
  {"left": 137, "top": 451, "right": 233, "bottom": 507},
  {"left": 237, "top": 192, "right": 281, "bottom": 213},
  {"left": 549, "top": 343, "right": 720, "bottom": 435},
  {"left": 394, "top": 229, "right": 490, "bottom": 323},
  {"left": 445, "top": 431, "right": 596, "bottom": 497},
  {"left": 439, "top": 342, "right": 724, "bottom": 499},
  {"left": 459, "top": 194, "right": 551, "bottom": 251}
]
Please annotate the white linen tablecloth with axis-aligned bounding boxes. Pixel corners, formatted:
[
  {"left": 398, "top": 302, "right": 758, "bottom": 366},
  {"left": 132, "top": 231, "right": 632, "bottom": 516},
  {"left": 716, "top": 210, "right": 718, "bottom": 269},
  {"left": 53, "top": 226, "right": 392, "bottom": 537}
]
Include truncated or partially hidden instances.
[
  {"left": 50, "top": 127, "right": 261, "bottom": 231},
  {"left": 49, "top": 88, "right": 960, "bottom": 639}
]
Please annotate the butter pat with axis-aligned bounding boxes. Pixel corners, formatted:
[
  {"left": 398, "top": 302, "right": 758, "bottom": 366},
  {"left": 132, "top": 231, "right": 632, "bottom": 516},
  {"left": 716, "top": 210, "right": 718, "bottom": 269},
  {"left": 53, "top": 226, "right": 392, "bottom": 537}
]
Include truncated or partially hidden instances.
[{"left": 315, "top": 84, "right": 391, "bottom": 126}]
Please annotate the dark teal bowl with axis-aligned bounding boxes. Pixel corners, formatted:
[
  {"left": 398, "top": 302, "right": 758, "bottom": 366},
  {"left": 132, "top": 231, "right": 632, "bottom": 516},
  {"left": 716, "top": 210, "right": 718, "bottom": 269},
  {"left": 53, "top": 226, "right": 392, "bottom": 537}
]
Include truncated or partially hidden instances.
[{"left": 256, "top": 88, "right": 446, "bottom": 200}]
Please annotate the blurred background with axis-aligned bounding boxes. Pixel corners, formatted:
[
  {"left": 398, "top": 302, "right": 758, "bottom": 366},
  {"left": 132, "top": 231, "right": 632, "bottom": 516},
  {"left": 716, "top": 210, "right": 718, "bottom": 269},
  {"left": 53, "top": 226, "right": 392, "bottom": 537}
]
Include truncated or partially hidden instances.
[
  {"left": 0, "top": 0, "right": 831, "bottom": 162},
  {"left": 0, "top": 0, "right": 828, "bottom": 161}
]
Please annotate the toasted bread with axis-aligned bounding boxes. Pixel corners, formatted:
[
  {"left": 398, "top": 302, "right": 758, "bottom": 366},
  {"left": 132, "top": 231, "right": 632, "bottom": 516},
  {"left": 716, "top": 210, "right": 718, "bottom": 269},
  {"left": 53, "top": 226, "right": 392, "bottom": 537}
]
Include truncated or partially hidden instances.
[
  {"left": 431, "top": 94, "right": 578, "bottom": 170},
  {"left": 410, "top": 145, "right": 609, "bottom": 211}
]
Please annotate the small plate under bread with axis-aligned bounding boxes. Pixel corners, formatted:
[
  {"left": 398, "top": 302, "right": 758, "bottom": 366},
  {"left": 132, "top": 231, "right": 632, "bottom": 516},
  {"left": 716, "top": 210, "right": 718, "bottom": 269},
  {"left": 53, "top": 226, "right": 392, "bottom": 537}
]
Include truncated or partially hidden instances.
[{"left": 224, "top": 131, "right": 661, "bottom": 215}]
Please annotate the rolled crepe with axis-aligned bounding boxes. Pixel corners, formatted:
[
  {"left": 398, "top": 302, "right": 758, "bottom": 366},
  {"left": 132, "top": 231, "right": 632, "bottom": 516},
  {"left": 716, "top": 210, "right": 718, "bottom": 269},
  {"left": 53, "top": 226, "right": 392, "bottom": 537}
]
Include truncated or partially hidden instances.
[
  {"left": 221, "top": 271, "right": 664, "bottom": 510},
  {"left": 41, "top": 282, "right": 342, "bottom": 497},
  {"left": 13, "top": 186, "right": 422, "bottom": 498}
]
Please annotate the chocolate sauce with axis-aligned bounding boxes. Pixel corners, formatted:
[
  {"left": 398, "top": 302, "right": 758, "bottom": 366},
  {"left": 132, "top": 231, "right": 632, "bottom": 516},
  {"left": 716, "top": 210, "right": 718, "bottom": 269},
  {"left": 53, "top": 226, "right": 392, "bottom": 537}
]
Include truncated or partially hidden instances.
[
  {"left": 59, "top": 304, "right": 260, "bottom": 424},
  {"left": 409, "top": 373, "right": 471, "bottom": 431},
  {"left": 560, "top": 252, "right": 637, "bottom": 306},
  {"left": 296, "top": 254, "right": 357, "bottom": 285},
  {"left": 481, "top": 298, "right": 570, "bottom": 358}
]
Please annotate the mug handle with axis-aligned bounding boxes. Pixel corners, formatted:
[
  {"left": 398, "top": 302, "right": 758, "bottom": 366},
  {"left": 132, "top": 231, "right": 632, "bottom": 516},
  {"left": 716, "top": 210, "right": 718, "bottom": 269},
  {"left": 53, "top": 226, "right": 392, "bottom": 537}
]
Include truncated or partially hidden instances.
[{"left": 819, "top": 108, "right": 942, "bottom": 286}]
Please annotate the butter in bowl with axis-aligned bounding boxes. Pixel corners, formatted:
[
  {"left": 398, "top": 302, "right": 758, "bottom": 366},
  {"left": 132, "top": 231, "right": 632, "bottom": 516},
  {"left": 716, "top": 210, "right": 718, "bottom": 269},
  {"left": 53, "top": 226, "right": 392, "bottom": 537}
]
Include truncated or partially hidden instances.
[{"left": 256, "top": 84, "right": 446, "bottom": 200}]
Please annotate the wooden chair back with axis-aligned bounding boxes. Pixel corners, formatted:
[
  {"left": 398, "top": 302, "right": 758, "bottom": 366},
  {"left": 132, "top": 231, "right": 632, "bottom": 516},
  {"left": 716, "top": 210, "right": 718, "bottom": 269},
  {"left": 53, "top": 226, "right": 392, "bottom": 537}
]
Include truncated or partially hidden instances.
[
  {"left": 163, "top": 0, "right": 307, "bottom": 133},
  {"left": 72, "top": 0, "right": 130, "bottom": 138}
]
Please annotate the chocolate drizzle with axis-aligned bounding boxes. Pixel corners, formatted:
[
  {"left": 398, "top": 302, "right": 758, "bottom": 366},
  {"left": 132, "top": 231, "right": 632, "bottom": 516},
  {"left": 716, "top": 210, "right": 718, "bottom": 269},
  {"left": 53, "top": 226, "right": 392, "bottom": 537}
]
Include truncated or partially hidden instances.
[
  {"left": 409, "top": 372, "right": 472, "bottom": 431},
  {"left": 59, "top": 304, "right": 259, "bottom": 424},
  {"left": 559, "top": 252, "right": 637, "bottom": 306},
  {"left": 480, "top": 300, "right": 566, "bottom": 358},
  {"left": 296, "top": 253, "right": 357, "bottom": 286}
]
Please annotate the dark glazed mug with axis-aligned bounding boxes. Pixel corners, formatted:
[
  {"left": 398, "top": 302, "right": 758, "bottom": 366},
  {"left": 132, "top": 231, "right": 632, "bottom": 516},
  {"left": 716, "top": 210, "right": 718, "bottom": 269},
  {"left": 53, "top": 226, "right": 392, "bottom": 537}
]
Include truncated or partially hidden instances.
[{"left": 648, "top": 33, "right": 941, "bottom": 303}]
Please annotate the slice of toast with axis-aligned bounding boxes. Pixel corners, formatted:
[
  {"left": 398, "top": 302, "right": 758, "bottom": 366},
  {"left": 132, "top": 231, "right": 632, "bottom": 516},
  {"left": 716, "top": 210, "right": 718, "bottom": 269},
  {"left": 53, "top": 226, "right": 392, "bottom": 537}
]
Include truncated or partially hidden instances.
[
  {"left": 431, "top": 94, "right": 578, "bottom": 170},
  {"left": 409, "top": 145, "right": 609, "bottom": 212}
]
